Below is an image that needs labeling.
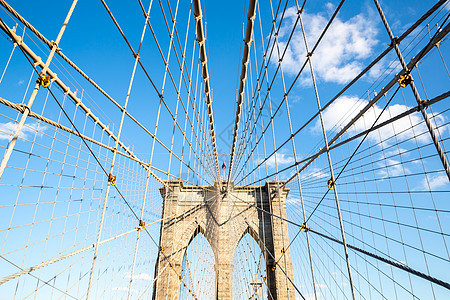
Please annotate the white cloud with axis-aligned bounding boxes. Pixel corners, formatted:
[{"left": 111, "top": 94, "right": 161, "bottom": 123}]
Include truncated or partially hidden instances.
[
  {"left": 286, "top": 197, "right": 301, "bottom": 204},
  {"left": 112, "top": 286, "right": 138, "bottom": 294},
  {"left": 325, "top": 2, "right": 335, "bottom": 14},
  {"left": 378, "top": 158, "right": 409, "bottom": 178},
  {"left": 125, "top": 272, "right": 153, "bottom": 281},
  {"left": 290, "top": 95, "right": 301, "bottom": 104},
  {"left": 312, "top": 96, "right": 446, "bottom": 146},
  {"left": 17, "top": 80, "right": 25, "bottom": 86},
  {"left": 0, "top": 122, "right": 46, "bottom": 141},
  {"left": 367, "top": 56, "right": 402, "bottom": 79},
  {"left": 423, "top": 174, "right": 449, "bottom": 190},
  {"left": 275, "top": 6, "right": 379, "bottom": 84},
  {"left": 382, "top": 148, "right": 408, "bottom": 159},
  {"left": 300, "top": 167, "right": 329, "bottom": 181},
  {"left": 264, "top": 152, "right": 295, "bottom": 168}
]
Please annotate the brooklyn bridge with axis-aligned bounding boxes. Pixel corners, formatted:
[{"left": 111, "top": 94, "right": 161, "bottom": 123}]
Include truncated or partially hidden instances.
[{"left": 0, "top": 0, "right": 449, "bottom": 299}]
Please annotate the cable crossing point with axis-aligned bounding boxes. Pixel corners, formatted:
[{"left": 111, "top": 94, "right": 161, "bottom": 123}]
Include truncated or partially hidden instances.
[
  {"left": 37, "top": 72, "right": 51, "bottom": 87},
  {"left": 300, "top": 223, "right": 309, "bottom": 232},
  {"left": 327, "top": 179, "right": 335, "bottom": 190},
  {"left": 108, "top": 173, "right": 116, "bottom": 186},
  {"left": 398, "top": 73, "right": 412, "bottom": 87}
]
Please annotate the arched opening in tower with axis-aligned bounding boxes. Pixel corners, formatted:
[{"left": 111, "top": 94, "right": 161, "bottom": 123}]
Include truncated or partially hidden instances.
[
  {"left": 233, "top": 232, "right": 269, "bottom": 300},
  {"left": 179, "top": 232, "right": 215, "bottom": 299}
]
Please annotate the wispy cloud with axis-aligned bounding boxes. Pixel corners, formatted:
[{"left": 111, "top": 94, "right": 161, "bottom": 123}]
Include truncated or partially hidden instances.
[
  {"left": 423, "top": 174, "right": 449, "bottom": 190},
  {"left": 264, "top": 152, "right": 295, "bottom": 169},
  {"left": 377, "top": 158, "right": 409, "bottom": 178},
  {"left": 125, "top": 272, "right": 153, "bottom": 281},
  {"left": 17, "top": 80, "right": 25, "bottom": 86},
  {"left": 275, "top": 6, "right": 379, "bottom": 84},
  {"left": 311, "top": 96, "right": 446, "bottom": 146},
  {"left": 300, "top": 167, "right": 329, "bottom": 181},
  {"left": 0, "top": 122, "right": 46, "bottom": 141},
  {"left": 381, "top": 148, "right": 408, "bottom": 159},
  {"left": 286, "top": 197, "right": 301, "bottom": 204}
]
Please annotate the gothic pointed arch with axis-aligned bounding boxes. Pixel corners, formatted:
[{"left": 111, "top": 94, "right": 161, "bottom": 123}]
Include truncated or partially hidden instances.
[
  {"left": 179, "top": 225, "right": 216, "bottom": 299},
  {"left": 153, "top": 180, "right": 295, "bottom": 299},
  {"left": 233, "top": 224, "right": 265, "bottom": 256},
  {"left": 179, "top": 221, "right": 218, "bottom": 263}
]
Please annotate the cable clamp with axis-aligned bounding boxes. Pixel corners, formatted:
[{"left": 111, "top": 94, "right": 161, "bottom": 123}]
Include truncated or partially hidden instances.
[
  {"left": 18, "top": 104, "right": 31, "bottom": 114},
  {"left": 108, "top": 173, "right": 116, "bottom": 186},
  {"left": 327, "top": 179, "right": 335, "bottom": 190},
  {"left": 49, "top": 40, "right": 59, "bottom": 50},
  {"left": 281, "top": 248, "right": 285, "bottom": 254},
  {"left": 390, "top": 36, "right": 399, "bottom": 47},
  {"left": 300, "top": 223, "right": 309, "bottom": 232},
  {"left": 398, "top": 73, "right": 412, "bottom": 88},
  {"left": 418, "top": 99, "right": 429, "bottom": 111},
  {"left": 137, "top": 219, "right": 146, "bottom": 231},
  {"left": 37, "top": 72, "right": 51, "bottom": 88}
]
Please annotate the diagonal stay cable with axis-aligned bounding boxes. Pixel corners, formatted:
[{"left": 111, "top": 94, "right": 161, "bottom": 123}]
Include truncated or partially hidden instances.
[
  {"left": 241, "top": 218, "right": 307, "bottom": 300},
  {"left": 307, "top": 227, "right": 450, "bottom": 291},
  {"left": 0, "top": 255, "right": 77, "bottom": 299},
  {"left": 99, "top": 0, "right": 214, "bottom": 184},
  {"left": 10, "top": 36, "right": 146, "bottom": 225},
  {"left": 1, "top": 18, "right": 202, "bottom": 296},
  {"left": 229, "top": 185, "right": 450, "bottom": 292},
  {"left": 303, "top": 86, "right": 401, "bottom": 225},
  {"left": 0, "top": 0, "right": 215, "bottom": 184},
  {"left": 32, "top": 40, "right": 201, "bottom": 300},
  {"left": 233, "top": 0, "right": 346, "bottom": 182},
  {"left": 235, "top": 0, "right": 448, "bottom": 185},
  {"left": 303, "top": 12, "right": 450, "bottom": 225}
]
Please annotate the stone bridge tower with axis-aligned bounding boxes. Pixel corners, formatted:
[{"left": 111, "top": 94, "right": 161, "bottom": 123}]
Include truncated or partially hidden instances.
[{"left": 152, "top": 180, "right": 296, "bottom": 299}]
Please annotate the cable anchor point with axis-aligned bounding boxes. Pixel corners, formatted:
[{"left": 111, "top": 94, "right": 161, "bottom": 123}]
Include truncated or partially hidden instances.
[
  {"left": 300, "top": 223, "right": 309, "bottom": 232},
  {"left": 419, "top": 99, "right": 429, "bottom": 111},
  {"left": 37, "top": 72, "right": 51, "bottom": 88},
  {"left": 398, "top": 73, "right": 412, "bottom": 88},
  {"left": 108, "top": 173, "right": 116, "bottom": 186},
  {"left": 137, "top": 219, "right": 146, "bottom": 231},
  {"left": 327, "top": 179, "right": 335, "bottom": 190}
]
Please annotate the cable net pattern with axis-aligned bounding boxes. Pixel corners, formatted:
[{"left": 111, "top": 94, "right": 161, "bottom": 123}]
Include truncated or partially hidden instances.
[{"left": 0, "top": 0, "right": 449, "bottom": 299}]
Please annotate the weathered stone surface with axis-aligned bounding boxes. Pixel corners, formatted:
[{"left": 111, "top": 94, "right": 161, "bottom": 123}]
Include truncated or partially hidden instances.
[{"left": 152, "top": 180, "right": 295, "bottom": 300}]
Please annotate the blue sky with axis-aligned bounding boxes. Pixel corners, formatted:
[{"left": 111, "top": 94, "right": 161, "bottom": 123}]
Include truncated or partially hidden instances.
[{"left": 1, "top": 0, "right": 448, "bottom": 159}]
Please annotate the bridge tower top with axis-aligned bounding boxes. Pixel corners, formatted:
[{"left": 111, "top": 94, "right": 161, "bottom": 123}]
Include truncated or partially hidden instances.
[{"left": 154, "top": 180, "right": 295, "bottom": 299}]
